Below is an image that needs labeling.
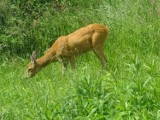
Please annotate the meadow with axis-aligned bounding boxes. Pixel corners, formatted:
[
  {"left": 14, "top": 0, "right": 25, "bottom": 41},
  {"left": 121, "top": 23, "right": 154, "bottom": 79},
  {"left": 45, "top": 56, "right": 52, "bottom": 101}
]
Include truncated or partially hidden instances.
[{"left": 0, "top": 0, "right": 160, "bottom": 119}]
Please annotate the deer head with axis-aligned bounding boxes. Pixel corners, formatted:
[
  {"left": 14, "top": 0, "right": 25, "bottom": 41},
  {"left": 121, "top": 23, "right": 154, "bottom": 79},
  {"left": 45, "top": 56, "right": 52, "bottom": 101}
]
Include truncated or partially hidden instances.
[{"left": 25, "top": 51, "right": 40, "bottom": 78}]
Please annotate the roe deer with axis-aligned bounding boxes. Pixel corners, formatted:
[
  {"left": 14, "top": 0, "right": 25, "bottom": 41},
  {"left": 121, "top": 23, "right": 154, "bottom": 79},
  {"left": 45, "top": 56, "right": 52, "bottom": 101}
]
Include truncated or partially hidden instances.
[{"left": 25, "top": 23, "right": 109, "bottom": 78}]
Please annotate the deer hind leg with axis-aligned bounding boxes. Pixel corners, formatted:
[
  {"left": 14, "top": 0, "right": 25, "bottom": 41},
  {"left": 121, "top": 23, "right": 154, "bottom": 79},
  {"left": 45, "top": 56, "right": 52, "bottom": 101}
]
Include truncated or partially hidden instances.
[
  {"left": 92, "top": 33, "right": 108, "bottom": 69},
  {"left": 93, "top": 46, "right": 108, "bottom": 69}
]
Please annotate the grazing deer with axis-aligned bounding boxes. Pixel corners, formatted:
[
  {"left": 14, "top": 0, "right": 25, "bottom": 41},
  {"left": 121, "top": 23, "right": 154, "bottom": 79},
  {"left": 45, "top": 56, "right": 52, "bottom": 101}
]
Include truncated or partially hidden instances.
[{"left": 25, "top": 23, "right": 109, "bottom": 78}]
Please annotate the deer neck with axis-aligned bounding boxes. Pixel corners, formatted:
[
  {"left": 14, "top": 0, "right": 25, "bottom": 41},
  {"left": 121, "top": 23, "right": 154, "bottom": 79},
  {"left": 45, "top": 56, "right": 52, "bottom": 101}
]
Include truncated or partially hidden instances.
[{"left": 36, "top": 52, "right": 57, "bottom": 68}]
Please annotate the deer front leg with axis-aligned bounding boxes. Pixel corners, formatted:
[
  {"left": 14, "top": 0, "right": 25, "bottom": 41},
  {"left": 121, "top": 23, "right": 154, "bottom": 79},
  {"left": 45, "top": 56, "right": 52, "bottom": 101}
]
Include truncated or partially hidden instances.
[
  {"left": 56, "top": 55, "right": 68, "bottom": 74},
  {"left": 68, "top": 56, "right": 76, "bottom": 69},
  {"left": 61, "top": 59, "right": 68, "bottom": 74}
]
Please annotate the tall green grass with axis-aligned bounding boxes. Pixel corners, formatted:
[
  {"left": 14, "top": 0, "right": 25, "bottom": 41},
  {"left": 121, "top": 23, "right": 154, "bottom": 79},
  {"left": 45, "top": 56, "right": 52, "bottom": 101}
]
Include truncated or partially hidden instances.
[
  {"left": 0, "top": 56, "right": 160, "bottom": 119},
  {"left": 0, "top": 0, "right": 160, "bottom": 119}
]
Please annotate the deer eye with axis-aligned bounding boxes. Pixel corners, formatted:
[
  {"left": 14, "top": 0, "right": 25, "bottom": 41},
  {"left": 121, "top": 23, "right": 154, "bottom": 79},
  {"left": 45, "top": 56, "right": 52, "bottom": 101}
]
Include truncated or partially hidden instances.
[{"left": 28, "top": 68, "right": 32, "bottom": 72}]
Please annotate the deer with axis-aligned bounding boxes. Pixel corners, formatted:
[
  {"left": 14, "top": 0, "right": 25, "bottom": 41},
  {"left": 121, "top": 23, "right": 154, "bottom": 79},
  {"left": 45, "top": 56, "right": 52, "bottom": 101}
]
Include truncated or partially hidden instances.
[{"left": 25, "top": 23, "right": 109, "bottom": 78}]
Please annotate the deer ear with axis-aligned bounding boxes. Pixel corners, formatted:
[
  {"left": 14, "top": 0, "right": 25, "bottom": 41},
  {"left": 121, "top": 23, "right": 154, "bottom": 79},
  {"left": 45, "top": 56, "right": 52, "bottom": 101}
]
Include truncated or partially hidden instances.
[{"left": 30, "top": 51, "right": 37, "bottom": 64}]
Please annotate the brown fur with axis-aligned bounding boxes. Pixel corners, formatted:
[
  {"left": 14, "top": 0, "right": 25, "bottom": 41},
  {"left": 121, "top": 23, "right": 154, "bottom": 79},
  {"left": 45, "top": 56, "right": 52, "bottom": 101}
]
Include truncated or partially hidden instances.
[{"left": 25, "top": 23, "right": 109, "bottom": 78}]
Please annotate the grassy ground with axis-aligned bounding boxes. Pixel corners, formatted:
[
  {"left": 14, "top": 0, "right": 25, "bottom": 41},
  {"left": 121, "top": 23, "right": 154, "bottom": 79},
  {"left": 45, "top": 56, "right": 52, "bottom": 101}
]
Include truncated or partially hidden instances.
[
  {"left": 0, "top": 50, "right": 160, "bottom": 119},
  {"left": 1, "top": 0, "right": 160, "bottom": 119}
]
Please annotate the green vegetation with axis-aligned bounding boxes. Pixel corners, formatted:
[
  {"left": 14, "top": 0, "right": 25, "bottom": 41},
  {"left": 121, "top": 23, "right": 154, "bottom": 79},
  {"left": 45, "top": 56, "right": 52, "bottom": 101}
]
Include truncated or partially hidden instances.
[{"left": 0, "top": 0, "right": 160, "bottom": 119}]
